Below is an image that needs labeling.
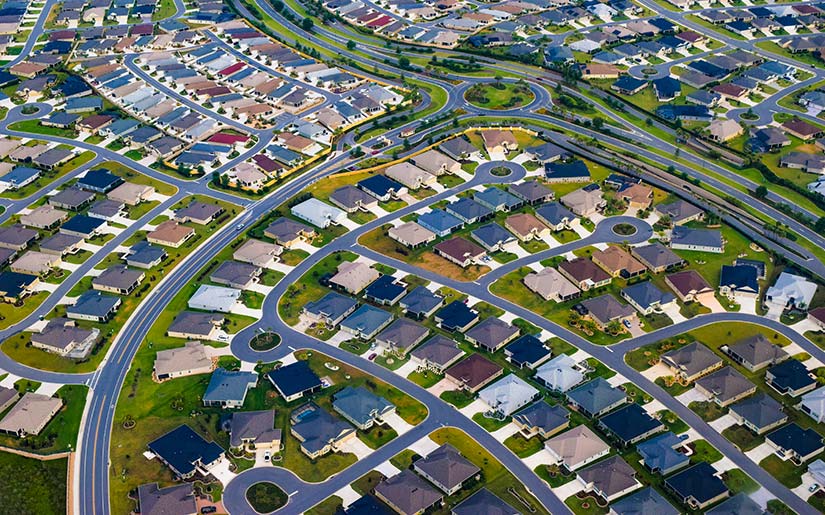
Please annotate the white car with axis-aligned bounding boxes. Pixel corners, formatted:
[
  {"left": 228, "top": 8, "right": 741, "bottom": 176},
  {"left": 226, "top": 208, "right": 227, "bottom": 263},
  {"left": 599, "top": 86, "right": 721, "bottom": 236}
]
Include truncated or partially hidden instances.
[{"left": 264, "top": 451, "right": 271, "bottom": 462}]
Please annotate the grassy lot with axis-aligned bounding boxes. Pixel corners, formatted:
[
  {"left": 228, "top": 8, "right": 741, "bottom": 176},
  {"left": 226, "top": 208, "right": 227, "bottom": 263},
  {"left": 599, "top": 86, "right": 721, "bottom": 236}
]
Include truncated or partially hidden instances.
[
  {"left": 430, "top": 427, "right": 550, "bottom": 514},
  {"left": 689, "top": 439, "right": 723, "bottom": 463},
  {"left": 351, "top": 470, "right": 385, "bottom": 496},
  {"left": 689, "top": 401, "right": 726, "bottom": 422},
  {"left": 0, "top": 385, "right": 87, "bottom": 454},
  {"left": 761, "top": 454, "right": 804, "bottom": 488},
  {"left": 100, "top": 160, "right": 178, "bottom": 196},
  {"left": 8, "top": 119, "right": 78, "bottom": 138},
  {"left": 278, "top": 251, "right": 357, "bottom": 325},
  {"left": 658, "top": 410, "right": 689, "bottom": 434},
  {"left": 359, "top": 225, "right": 490, "bottom": 282},
  {"left": 464, "top": 82, "right": 535, "bottom": 111},
  {"left": 722, "top": 424, "right": 764, "bottom": 452},
  {"left": 246, "top": 482, "right": 288, "bottom": 512},
  {"left": 440, "top": 389, "right": 475, "bottom": 408},
  {"left": 0, "top": 452, "right": 67, "bottom": 515},
  {"left": 0, "top": 291, "right": 48, "bottom": 330},
  {"left": 472, "top": 412, "right": 511, "bottom": 432},
  {"left": 389, "top": 449, "right": 419, "bottom": 471},
  {"left": 505, "top": 432, "right": 545, "bottom": 458},
  {"left": 305, "top": 496, "right": 343, "bottom": 515},
  {"left": 407, "top": 369, "right": 443, "bottom": 388}
]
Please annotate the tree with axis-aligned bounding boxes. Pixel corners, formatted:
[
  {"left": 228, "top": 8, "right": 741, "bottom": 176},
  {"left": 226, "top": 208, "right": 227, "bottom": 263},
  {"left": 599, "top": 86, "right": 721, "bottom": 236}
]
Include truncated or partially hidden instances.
[
  {"left": 754, "top": 185, "right": 768, "bottom": 199},
  {"left": 301, "top": 17, "right": 314, "bottom": 31},
  {"left": 346, "top": 40, "right": 356, "bottom": 50},
  {"left": 398, "top": 56, "right": 410, "bottom": 69},
  {"left": 816, "top": 217, "right": 825, "bottom": 233},
  {"left": 592, "top": 117, "right": 605, "bottom": 130}
]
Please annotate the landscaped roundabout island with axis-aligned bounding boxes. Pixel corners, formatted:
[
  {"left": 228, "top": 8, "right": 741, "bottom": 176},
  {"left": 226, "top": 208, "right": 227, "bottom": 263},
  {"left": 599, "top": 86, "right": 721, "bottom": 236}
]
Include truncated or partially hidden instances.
[{"left": 464, "top": 81, "right": 535, "bottom": 110}]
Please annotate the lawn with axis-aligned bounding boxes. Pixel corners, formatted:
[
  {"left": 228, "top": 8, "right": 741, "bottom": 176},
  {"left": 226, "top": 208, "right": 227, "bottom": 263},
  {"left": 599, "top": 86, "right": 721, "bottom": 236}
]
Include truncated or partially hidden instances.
[
  {"left": 689, "top": 439, "right": 723, "bottom": 464},
  {"left": 689, "top": 401, "right": 726, "bottom": 422},
  {"left": 100, "top": 160, "right": 178, "bottom": 196},
  {"left": 8, "top": 119, "right": 78, "bottom": 139},
  {"left": 658, "top": 410, "right": 688, "bottom": 434},
  {"left": 278, "top": 251, "right": 357, "bottom": 325},
  {"left": 464, "top": 81, "right": 535, "bottom": 111},
  {"left": 358, "top": 225, "right": 491, "bottom": 282},
  {"left": 722, "top": 468, "right": 759, "bottom": 495},
  {"left": 440, "top": 389, "right": 475, "bottom": 408},
  {"left": 305, "top": 496, "right": 343, "bottom": 515},
  {"left": 505, "top": 432, "right": 545, "bottom": 458},
  {"left": 430, "top": 428, "right": 550, "bottom": 515},
  {"left": 722, "top": 424, "right": 764, "bottom": 452},
  {"left": 0, "top": 385, "right": 87, "bottom": 454},
  {"left": 390, "top": 449, "right": 419, "bottom": 471},
  {"left": 761, "top": 454, "right": 804, "bottom": 488},
  {"left": 0, "top": 291, "right": 48, "bottom": 330},
  {"left": 0, "top": 452, "right": 67, "bottom": 515},
  {"left": 472, "top": 412, "right": 511, "bottom": 432},
  {"left": 245, "top": 482, "right": 288, "bottom": 512},
  {"left": 1, "top": 151, "right": 95, "bottom": 200},
  {"left": 407, "top": 369, "right": 443, "bottom": 388},
  {"left": 351, "top": 470, "right": 385, "bottom": 495}
]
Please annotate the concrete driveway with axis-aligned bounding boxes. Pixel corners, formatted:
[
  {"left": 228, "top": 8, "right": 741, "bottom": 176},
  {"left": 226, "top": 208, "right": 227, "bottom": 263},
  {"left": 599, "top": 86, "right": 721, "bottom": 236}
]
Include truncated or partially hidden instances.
[
  {"left": 491, "top": 422, "right": 520, "bottom": 443},
  {"left": 383, "top": 412, "right": 414, "bottom": 435},
  {"left": 675, "top": 387, "right": 706, "bottom": 406},
  {"left": 747, "top": 442, "right": 777, "bottom": 464},
  {"left": 708, "top": 414, "right": 737, "bottom": 432},
  {"left": 340, "top": 437, "right": 373, "bottom": 459},
  {"left": 209, "top": 458, "right": 237, "bottom": 486}
]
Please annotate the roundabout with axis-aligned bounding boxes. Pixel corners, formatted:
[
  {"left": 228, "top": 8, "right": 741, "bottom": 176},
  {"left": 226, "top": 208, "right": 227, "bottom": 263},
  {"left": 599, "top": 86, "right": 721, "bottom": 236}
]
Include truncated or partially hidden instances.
[{"left": 463, "top": 80, "right": 536, "bottom": 111}]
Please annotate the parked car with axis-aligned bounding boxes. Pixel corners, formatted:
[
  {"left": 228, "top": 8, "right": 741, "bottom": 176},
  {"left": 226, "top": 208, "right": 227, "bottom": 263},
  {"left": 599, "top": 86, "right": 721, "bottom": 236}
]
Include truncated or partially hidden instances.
[
  {"left": 201, "top": 507, "right": 217, "bottom": 514},
  {"left": 368, "top": 353, "right": 377, "bottom": 361},
  {"left": 264, "top": 451, "right": 271, "bottom": 462},
  {"left": 810, "top": 483, "right": 820, "bottom": 493}
]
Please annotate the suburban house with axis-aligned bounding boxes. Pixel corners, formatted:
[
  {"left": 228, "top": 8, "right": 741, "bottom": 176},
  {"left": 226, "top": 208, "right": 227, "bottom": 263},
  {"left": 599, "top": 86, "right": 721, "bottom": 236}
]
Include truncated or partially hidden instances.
[
  {"left": 636, "top": 432, "right": 690, "bottom": 477},
  {"left": 609, "top": 487, "right": 679, "bottom": 515},
  {"left": 592, "top": 246, "right": 646, "bottom": 279},
  {"left": 666, "top": 270, "right": 712, "bottom": 302},
  {"left": 544, "top": 425, "right": 611, "bottom": 471},
  {"left": 167, "top": 312, "right": 225, "bottom": 341},
  {"left": 631, "top": 243, "right": 686, "bottom": 273},
  {"left": 718, "top": 264, "right": 759, "bottom": 301},
  {"left": 523, "top": 267, "right": 580, "bottom": 303},
  {"left": 147, "top": 220, "right": 195, "bottom": 248},
  {"left": 446, "top": 354, "right": 503, "bottom": 393},
  {"left": 464, "top": 318, "right": 519, "bottom": 352},
  {"left": 729, "top": 393, "right": 788, "bottom": 435},
  {"left": 229, "top": 410, "right": 281, "bottom": 451},
  {"left": 766, "top": 359, "right": 817, "bottom": 397},
  {"left": 399, "top": 286, "right": 443, "bottom": 319},
  {"left": 766, "top": 423, "right": 824, "bottom": 465},
  {"left": 580, "top": 294, "right": 637, "bottom": 330},
  {"left": 289, "top": 402, "right": 356, "bottom": 458},
  {"left": 413, "top": 443, "right": 480, "bottom": 495},
  {"left": 329, "top": 261, "right": 380, "bottom": 294},
  {"left": 375, "top": 470, "right": 443, "bottom": 515},
  {"left": 694, "top": 366, "right": 756, "bottom": 407},
  {"left": 340, "top": 304, "right": 394, "bottom": 340},
  {"left": 153, "top": 341, "right": 212, "bottom": 381},
  {"left": 535, "top": 354, "right": 586, "bottom": 393},
  {"left": 146, "top": 425, "right": 224, "bottom": 480},
  {"left": 597, "top": 403, "right": 664, "bottom": 446},
  {"left": 559, "top": 258, "right": 611, "bottom": 291},
  {"left": 92, "top": 266, "right": 145, "bottom": 295},
  {"left": 202, "top": 368, "right": 257, "bottom": 409},
  {"left": 332, "top": 386, "right": 396, "bottom": 431},
  {"left": 665, "top": 462, "right": 729, "bottom": 510},
  {"left": 0, "top": 393, "right": 62, "bottom": 437},
  {"left": 512, "top": 401, "right": 570, "bottom": 440},
  {"left": 388, "top": 222, "right": 436, "bottom": 248},
  {"left": 670, "top": 226, "right": 724, "bottom": 253},
  {"left": 479, "top": 374, "right": 540, "bottom": 417},
  {"left": 660, "top": 342, "right": 723, "bottom": 383},
  {"left": 267, "top": 360, "right": 322, "bottom": 403},
  {"left": 725, "top": 334, "right": 789, "bottom": 372},
  {"left": 800, "top": 387, "right": 825, "bottom": 424},
  {"left": 410, "top": 335, "right": 464, "bottom": 373},
  {"left": 576, "top": 456, "right": 642, "bottom": 503},
  {"left": 566, "top": 378, "right": 627, "bottom": 418},
  {"left": 303, "top": 292, "right": 358, "bottom": 328}
]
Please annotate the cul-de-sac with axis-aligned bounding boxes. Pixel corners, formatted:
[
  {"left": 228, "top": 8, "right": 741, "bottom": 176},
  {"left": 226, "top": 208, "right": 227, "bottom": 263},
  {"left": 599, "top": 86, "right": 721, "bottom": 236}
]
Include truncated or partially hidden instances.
[{"left": 3, "top": 0, "right": 825, "bottom": 513}]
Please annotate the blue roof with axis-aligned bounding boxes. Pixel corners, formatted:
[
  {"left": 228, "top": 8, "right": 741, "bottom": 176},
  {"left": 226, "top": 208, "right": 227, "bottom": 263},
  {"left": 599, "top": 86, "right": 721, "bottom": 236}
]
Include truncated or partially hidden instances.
[
  {"left": 446, "top": 198, "right": 492, "bottom": 221},
  {"left": 304, "top": 292, "right": 358, "bottom": 321},
  {"left": 127, "top": 241, "right": 166, "bottom": 266},
  {"left": 364, "top": 275, "right": 406, "bottom": 303},
  {"left": 435, "top": 300, "right": 477, "bottom": 331},
  {"left": 400, "top": 286, "right": 442, "bottom": 316},
  {"left": 267, "top": 145, "right": 302, "bottom": 164},
  {"left": 45, "top": 112, "right": 80, "bottom": 127},
  {"left": 599, "top": 403, "right": 663, "bottom": 443},
  {"left": 203, "top": 368, "right": 257, "bottom": 404},
  {"left": 66, "top": 97, "right": 103, "bottom": 110},
  {"left": 767, "top": 423, "right": 823, "bottom": 458},
  {"left": 1, "top": 167, "right": 39, "bottom": 186},
  {"left": 671, "top": 225, "right": 722, "bottom": 249},
  {"left": 55, "top": 75, "right": 90, "bottom": 96},
  {"left": 535, "top": 202, "right": 575, "bottom": 225},
  {"left": 566, "top": 378, "right": 626, "bottom": 415},
  {"left": 473, "top": 187, "right": 522, "bottom": 210},
  {"left": 0, "top": 271, "right": 37, "bottom": 297},
  {"left": 357, "top": 174, "right": 405, "bottom": 198},
  {"left": 341, "top": 304, "right": 393, "bottom": 336},
  {"left": 417, "top": 209, "right": 463, "bottom": 234},
  {"left": 622, "top": 281, "right": 675, "bottom": 310},
  {"left": 612, "top": 76, "right": 647, "bottom": 92},
  {"left": 767, "top": 360, "right": 816, "bottom": 392},
  {"left": 67, "top": 291, "right": 120, "bottom": 318},
  {"left": 77, "top": 169, "right": 123, "bottom": 191},
  {"left": 653, "top": 76, "right": 681, "bottom": 99},
  {"left": 637, "top": 432, "right": 690, "bottom": 473},
  {"left": 267, "top": 360, "right": 322, "bottom": 398},
  {"left": 545, "top": 159, "right": 590, "bottom": 180},
  {"left": 719, "top": 264, "right": 758, "bottom": 291},
  {"left": 61, "top": 215, "right": 105, "bottom": 235},
  {"left": 148, "top": 425, "right": 223, "bottom": 477},
  {"left": 471, "top": 223, "right": 513, "bottom": 248},
  {"left": 505, "top": 335, "right": 550, "bottom": 367}
]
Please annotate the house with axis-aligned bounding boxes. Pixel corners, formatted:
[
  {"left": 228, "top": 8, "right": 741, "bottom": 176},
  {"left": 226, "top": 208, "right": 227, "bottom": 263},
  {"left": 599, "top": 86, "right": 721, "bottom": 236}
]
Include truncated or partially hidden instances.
[
  {"left": 136, "top": 483, "right": 197, "bottom": 515},
  {"left": 434, "top": 237, "right": 486, "bottom": 268},
  {"left": 636, "top": 432, "right": 690, "bottom": 476},
  {"left": 20, "top": 205, "right": 67, "bottom": 230},
  {"left": 479, "top": 374, "right": 540, "bottom": 417},
  {"left": 560, "top": 187, "right": 605, "bottom": 216},
  {"left": 782, "top": 119, "right": 823, "bottom": 141},
  {"left": 10, "top": 251, "right": 60, "bottom": 277},
  {"left": 290, "top": 402, "right": 355, "bottom": 458},
  {"left": 504, "top": 335, "right": 551, "bottom": 369},
  {"left": 147, "top": 220, "right": 195, "bottom": 248},
  {"left": 666, "top": 270, "right": 713, "bottom": 302},
  {"left": 410, "top": 335, "right": 464, "bottom": 373},
  {"left": 88, "top": 199, "right": 124, "bottom": 222},
  {"left": 147, "top": 425, "right": 224, "bottom": 479},
  {"left": 474, "top": 187, "right": 523, "bottom": 213},
  {"left": 411, "top": 150, "right": 461, "bottom": 176},
  {"left": 609, "top": 487, "right": 679, "bottom": 515},
  {"left": 267, "top": 360, "right": 322, "bottom": 402},
  {"left": 580, "top": 294, "right": 637, "bottom": 330},
  {"left": 598, "top": 403, "right": 664, "bottom": 446},
  {"left": 464, "top": 318, "right": 519, "bottom": 352},
  {"left": 729, "top": 393, "right": 788, "bottom": 435},
  {"left": 440, "top": 136, "right": 480, "bottom": 161},
  {"left": 333, "top": 386, "right": 395, "bottom": 430},
  {"left": 446, "top": 354, "right": 503, "bottom": 392},
  {"left": 264, "top": 217, "right": 316, "bottom": 247},
  {"left": 414, "top": 443, "right": 480, "bottom": 495},
  {"left": 290, "top": 198, "right": 347, "bottom": 228},
  {"left": 341, "top": 304, "right": 393, "bottom": 340},
  {"left": 417, "top": 209, "right": 463, "bottom": 237},
  {"left": 329, "top": 185, "right": 378, "bottom": 213},
  {"left": 655, "top": 200, "right": 704, "bottom": 225},
  {"left": 481, "top": 130, "right": 517, "bottom": 154},
  {"left": 707, "top": 493, "right": 765, "bottom": 515},
  {"left": 49, "top": 188, "right": 95, "bottom": 211},
  {"left": 364, "top": 275, "right": 407, "bottom": 306},
  {"left": 621, "top": 281, "right": 677, "bottom": 315},
  {"left": 329, "top": 261, "right": 380, "bottom": 294},
  {"left": 694, "top": 366, "right": 756, "bottom": 407},
  {"left": 545, "top": 160, "right": 591, "bottom": 183},
  {"left": 229, "top": 410, "right": 281, "bottom": 451},
  {"left": 766, "top": 423, "right": 825, "bottom": 464},
  {"left": 707, "top": 119, "right": 743, "bottom": 142},
  {"left": 766, "top": 359, "right": 817, "bottom": 397},
  {"left": 765, "top": 272, "right": 818, "bottom": 311},
  {"left": 665, "top": 462, "right": 728, "bottom": 510},
  {"left": 31, "top": 318, "right": 99, "bottom": 358},
  {"left": 77, "top": 169, "right": 123, "bottom": 193},
  {"left": 303, "top": 292, "right": 358, "bottom": 328},
  {"left": 592, "top": 246, "right": 646, "bottom": 279},
  {"left": 566, "top": 378, "right": 627, "bottom": 418},
  {"left": 446, "top": 198, "right": 493, "bottom": 225},
  {"left": 471, "top": 223, "right": 515, "bottom": 252},
  {"left": 92, "top": 266, "right": 145, "bottom": 295},
  {"left": 523, "top": 267, "right": 580, "bottom": 303},
  {"left": 153, "top": 341, "right": 212, "bottom": 381},
  {"left": 452, "top": 489, "right": 518, "bottom": 515},
  {"left": 126, "top": 242, "right": 167, "bottom": 269},
  {"left": 67, "top": 291, "right": 121, "bottom": 323},
  {"left": 0, "top": 167, "right": 40, "bottom": 191},
  {"left": 632, "top": 243, "right": 686, "bottom": 273},
  {"left": 800, "top": 386, "right": 825, "bottom": 423},
  {"left": 167, "top": 312, "right": 224, "bottom": 341},
  {"left": 619, "top": 183, "right": 653, "bottom": 209},
  {"left": 509, "top": 181, "right": 554, "bottom": 205},
  {"left": 670, "top": 226, "right": 723, "bottom": 253},
  {"left": 434, "top": 300, "right": 478, "bottom": 332},
  {"left": 0, "top": 393, "right": 62, "bottom": 437},
  {"left": 384, "top": 162, "right": 436, "bottom": 190},
  {"left": 187, "top": 285, "right": 240, "bottom": 313},
  {"left": 660, "top": 342, "right": 723, "bottom": 383},
  {"left": 810, "top": 307, "right": 825, "bottom": 332},
  {"left": 536, "top": 354, "right": 586, "bottom": 392},
  {"left": 726, "top": 334, "right": 788, "bottom": 372},
  {"left": 399, "top": 286, "right": 443, "bottom": 319},
  {"left": 388, "top": 222, "right": 436, "bottom": 248},
  {"left": 0, "top": 271, "right": 39, "bottom": 303},
  {"left": 544, "top": 425, "right": 611, "bottom": 471},
  {"left": 233, "top": 239, "right": 282, "bottom": 268},
  {"left": 375, "top": 470, "right": 442, "bottom": 515},
  {"left": 202, "top": 368, "right": 257, "bottom": 408},
  {"left": 512, "top": 401, "right": 569, "bottom": 439},
  {"left": 559, "top": 258, "right": 611, "bottom": 291},
  {"left": 357, "top": 175, "right": 407, "bottom": 202},
  {"left": 504, "top": 213, "right": 549, "bottom": 242},
  {"left": 375, "top": 318, "right": 429, "bottom": 356},
  {"left": 174, "top": 202, "right": 223, "bottom": 225},
  {"left": 576, "top": 456, "right": 642, "bottom": 503}
]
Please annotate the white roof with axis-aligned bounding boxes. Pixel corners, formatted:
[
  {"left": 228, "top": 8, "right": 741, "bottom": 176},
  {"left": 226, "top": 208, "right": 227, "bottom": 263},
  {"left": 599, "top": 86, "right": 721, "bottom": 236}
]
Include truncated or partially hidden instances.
[
  {"left": 810, "top": 459, "right": 825, "bottom": 484},
  {"left": 188, "top": 284, "right": 241, "bottom": 313},
  {"left": 766, "top": 272, "right": 818, "bottom": 310},
  {"left": 535, "top": 354, "right": 585, "bottom": 392},
  {"left": 291, "top": 198, "right": 346, "bottom": 228},
  {"left": 479, "top": 375, "right": 539, "bottom": 416},
  {"left": 570, "top": 39, "right": 602, "bottom": 53}
]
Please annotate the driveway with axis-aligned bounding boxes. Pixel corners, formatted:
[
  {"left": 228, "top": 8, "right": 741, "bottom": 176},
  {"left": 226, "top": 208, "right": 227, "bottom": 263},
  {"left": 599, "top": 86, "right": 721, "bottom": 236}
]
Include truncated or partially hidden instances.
[
  {"left": 552, "top": 478, "right": 582, "bottom": 501},
  {"left": 747, "top": 442, "right": 778, "bottom": 464},
  {"left": 491, "top": 423, "right": 520, "bottom": 443},
  {"left": 383, "top": 412, "right": 414, "bottom": 435},
  {"left": 641, "top": 362, "right": 673, "bottom": 381},
  {"left": 340, "top": 437, "right": 373, "bottom": 459},
  {"left": 459, "top": 399, "right": 489, "bottom": 418},
  {"left": 335, "top": 485, "right": 361, "bottom": 508},
  {"left": 209, "top": 458, "right": 237, "bottom": 486},
  {"left": 393, "top": 360, "right": 417, "bottom": 378},
  {"left": 661, "top": 303, "right": 686, "bottom": 324},
  {"left": 374, "top": 460, "right": 400, "bottom": 478},
  {"left": 522, "top": 448, "right": 556, "bottom": 470},
  {"left": 708, "top": 414, "right": 737, "bottom": 432},
  {"left": 675, "top": 387, "right": 706, "bottom": 406},
  {"left": 408, "top": 436, "right": 439, "bottom": 457},
  {"left": 427, "top": 378, "right": 457, "bottom": 397},
  {"left": 697, "top": 292, "right": 726, "bottom": 313}
]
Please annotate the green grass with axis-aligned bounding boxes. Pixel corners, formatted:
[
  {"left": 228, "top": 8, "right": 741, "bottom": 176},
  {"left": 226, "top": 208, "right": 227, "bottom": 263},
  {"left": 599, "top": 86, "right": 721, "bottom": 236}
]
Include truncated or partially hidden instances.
[
  {"left": 407, "top": 369, "right": 443, "bottom": 388},
  {"left": 722, "top": 424, "right": 764, "bottom": 452},
  {"left": 306, "top": 496, "right": 343, "bottom": 515},
  {"left": 245, "top": 482, "right": 288, "bottom": 512},
  {"left": 389, "top": 449, "right": 419, "bottom": 471},
  {"left": 0, "top": 291, "right": 48, "bottom": 330},
  {"left": 0, "top": 385, "right": 87, "bottom": 454},
  {"left": 472, "top": 412, "right": 511, "bottom": 432},
  {"left": 440, "top": 389, "right": 475, "bottom": 409},
  {"left": 1, "top": 151, "right": 95, "bottom": 200},
  {"left": 505, "top": 432, "right": 545, "bottom": 458},
  {"left": 278, "top": 251, "right": 357, "bottom": 325},
  {"left": 565, "top": 494, "right": 608, "bottom": 515},
  {"left": 464, "top": 82, "right": 536, "bottom": 111},
  {"left": 658, "top": 410, "right": 689, "bottom": 434},
  {"left": 722, "top": 468, "right": 759, "bottom": 495},
  {"left": 689, "top": 439, "right": 722, "bottom": 464},
  {"left": 8, "top": 119, "right": 78, "bottom": 138},
  {"left": 0, "top": 452, "right": 67, "bottom": 515},
  {"left": 761, "top": 454, "right": 804, "bottom": 488},
  {"left": 350, "top": 470, "right": 385, "bottom": 496},
  {"left": 689, "top": 401, "right": 726, "bottom": 422},
  {"left": 358, "top": 424, "right": 397, "bottom": 449}
]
